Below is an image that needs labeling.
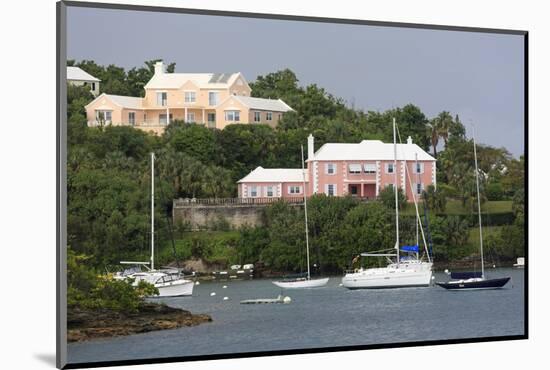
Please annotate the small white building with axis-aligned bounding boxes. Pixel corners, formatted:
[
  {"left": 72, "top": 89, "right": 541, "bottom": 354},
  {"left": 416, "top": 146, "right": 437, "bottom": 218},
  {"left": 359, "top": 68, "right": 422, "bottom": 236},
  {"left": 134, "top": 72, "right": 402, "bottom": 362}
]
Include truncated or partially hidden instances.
[{"left": 67, "top": 66, "right": 100, "bottom": 96}]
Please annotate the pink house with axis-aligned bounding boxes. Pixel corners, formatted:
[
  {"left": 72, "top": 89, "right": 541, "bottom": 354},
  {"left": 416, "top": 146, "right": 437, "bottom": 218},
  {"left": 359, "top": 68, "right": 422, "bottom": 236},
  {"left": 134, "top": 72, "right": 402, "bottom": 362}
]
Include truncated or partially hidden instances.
[{"left": 237, "top": 135, "right": 436, "bottom": 202}]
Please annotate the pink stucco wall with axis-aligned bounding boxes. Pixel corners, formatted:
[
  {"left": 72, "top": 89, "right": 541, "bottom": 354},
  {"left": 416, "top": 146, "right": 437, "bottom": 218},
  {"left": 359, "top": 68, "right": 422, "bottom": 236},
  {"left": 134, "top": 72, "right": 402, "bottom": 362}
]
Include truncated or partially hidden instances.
[{"left": 240, "top": 159, "right": 435, "bottom": 201}]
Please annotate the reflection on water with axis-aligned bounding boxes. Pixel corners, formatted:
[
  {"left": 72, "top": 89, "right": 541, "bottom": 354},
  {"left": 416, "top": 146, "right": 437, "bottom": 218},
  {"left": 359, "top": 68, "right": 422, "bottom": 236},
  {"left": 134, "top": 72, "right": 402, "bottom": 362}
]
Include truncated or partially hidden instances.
[{"left": 68, "top": 268, "right": 525, "bottom": 364}]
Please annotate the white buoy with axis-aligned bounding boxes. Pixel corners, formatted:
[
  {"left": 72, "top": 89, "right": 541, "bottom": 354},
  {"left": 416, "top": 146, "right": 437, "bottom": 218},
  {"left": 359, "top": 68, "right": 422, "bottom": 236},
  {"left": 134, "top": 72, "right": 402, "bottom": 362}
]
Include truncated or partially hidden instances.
[
  {"left": 283, "top": 296, "right": 292, "bottom": 304},
  {"left": 195, "top": 281, "right": 200, "bottom": 285},
  {"left": 431, "top": 276, "right": 435, "bottom": 280},
  {"left": 338, "top": 283, "right": 343, "bottom": 287},
  {"left": 223, "top": 296, "right": 229, "bottom": 301},
  {"left": 222, "top": 285, "right": 227, "bottom": 289},
  {"left": 210, "top": 292, "right": 216, "bottom": 296},
  {"left": 444, "top": 269, "right": 450, "bottom": 275},
  {"left": 493, "top": 264, "right": 496, "bottom": 268}
]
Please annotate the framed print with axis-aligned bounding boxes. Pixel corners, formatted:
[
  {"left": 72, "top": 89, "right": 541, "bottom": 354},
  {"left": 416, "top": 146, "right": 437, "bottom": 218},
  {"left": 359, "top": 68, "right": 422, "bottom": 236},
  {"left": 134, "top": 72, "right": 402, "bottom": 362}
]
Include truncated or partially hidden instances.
[{"left": 57, "top": 1, "right": 527, "bottom": 368}]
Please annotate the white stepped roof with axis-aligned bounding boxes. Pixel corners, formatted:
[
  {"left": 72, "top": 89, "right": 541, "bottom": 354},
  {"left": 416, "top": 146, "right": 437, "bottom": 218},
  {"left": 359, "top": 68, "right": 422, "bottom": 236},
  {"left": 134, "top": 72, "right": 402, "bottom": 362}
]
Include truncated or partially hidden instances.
[
  {"left": 311, "top": 140, "right": 435, "bottom": 161},
  {"left": 67, "top": 66, "right": 100, "bottom": 82},
  {"left": 144, "top": 72, "right": 242, "bottom": 89},
  {"left": 232, "top": 96, "right": 293, "bottom": 112},
  {"left": 85, "top": 93, "right": 144, "bottom": 110},
  {"left": 238, "top": 167, "right": 307, "bottom": 183}
]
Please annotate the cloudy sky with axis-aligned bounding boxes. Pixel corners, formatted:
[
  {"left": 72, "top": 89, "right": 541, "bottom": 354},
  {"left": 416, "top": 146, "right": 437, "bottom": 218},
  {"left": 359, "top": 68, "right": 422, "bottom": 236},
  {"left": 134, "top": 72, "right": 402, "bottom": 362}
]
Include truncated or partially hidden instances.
[{"left": 67, "top": 6, "right": 525, "bottom": 157}]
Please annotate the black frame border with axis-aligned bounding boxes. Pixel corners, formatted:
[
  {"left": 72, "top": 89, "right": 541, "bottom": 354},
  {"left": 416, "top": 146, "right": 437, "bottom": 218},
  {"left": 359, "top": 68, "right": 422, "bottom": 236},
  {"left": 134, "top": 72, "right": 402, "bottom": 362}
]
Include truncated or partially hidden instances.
[{"left": 57, "top": 1, "right": 529, "bottom": 369}]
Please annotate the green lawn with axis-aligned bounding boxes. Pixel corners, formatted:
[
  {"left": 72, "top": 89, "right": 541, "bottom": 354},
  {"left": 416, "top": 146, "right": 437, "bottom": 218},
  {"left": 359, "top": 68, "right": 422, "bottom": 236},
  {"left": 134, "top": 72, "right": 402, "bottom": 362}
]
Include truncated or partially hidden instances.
[{"left": 403, "top": 200, "right": 512, "bottom": 216}]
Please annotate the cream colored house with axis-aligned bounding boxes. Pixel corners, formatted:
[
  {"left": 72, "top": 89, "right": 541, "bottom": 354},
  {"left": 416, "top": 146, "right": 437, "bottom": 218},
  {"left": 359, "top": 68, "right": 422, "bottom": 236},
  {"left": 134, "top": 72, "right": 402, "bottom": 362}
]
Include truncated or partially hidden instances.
[
  {"left": 67, "top": 66, "right": 100, "bottom": 96},
  {"left": 85, "top": 62, "right": 293, "bottom": 133}
]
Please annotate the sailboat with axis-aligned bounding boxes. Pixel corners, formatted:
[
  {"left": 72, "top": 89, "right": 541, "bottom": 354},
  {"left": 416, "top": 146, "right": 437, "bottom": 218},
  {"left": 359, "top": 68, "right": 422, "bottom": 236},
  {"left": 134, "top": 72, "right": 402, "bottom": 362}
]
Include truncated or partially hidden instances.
[
  {"left": 272, "top": 145, "right": 329, "bottom": 289},
  {"left": 114, "top": 153, "right": 194, "bottom": 297},
  {"left": 435, "top": 129, "right": 510, "bottom": 290},
  {"left": 341, "top": 118, "right": 433, "bottom": 289}
]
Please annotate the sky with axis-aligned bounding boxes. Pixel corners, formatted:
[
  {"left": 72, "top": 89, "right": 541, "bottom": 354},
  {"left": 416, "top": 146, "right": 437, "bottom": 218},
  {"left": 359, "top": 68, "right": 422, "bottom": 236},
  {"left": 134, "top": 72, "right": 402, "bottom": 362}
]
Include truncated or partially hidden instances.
[{"left": 67, "top": 6, "right": 525, "bottom": 157}]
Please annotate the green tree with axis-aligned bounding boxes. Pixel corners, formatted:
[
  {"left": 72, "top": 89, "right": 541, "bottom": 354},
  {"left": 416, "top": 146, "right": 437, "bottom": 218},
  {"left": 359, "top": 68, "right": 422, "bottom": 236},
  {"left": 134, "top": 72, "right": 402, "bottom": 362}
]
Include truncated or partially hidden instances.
[{"left": 378, "top": 186, "right": 407, "bottom": 211}]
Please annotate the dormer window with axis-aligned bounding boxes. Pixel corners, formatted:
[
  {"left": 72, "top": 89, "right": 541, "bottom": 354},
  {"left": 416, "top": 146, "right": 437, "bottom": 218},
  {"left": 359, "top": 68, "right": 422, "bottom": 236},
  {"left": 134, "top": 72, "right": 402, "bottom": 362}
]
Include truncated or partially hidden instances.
[{"left": 156, "top": 92, "right": 167, "bottom": 106}]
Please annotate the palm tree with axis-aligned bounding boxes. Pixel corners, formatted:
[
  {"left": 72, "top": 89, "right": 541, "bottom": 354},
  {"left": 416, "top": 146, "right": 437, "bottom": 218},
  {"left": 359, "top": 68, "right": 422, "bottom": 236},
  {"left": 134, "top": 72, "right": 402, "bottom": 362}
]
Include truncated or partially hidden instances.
[
  {"left": 427, "top": 119, "right": 439, "bottom": 158},
  {"left": 436, "top": 111, "right": 453, "bottom": 147}
]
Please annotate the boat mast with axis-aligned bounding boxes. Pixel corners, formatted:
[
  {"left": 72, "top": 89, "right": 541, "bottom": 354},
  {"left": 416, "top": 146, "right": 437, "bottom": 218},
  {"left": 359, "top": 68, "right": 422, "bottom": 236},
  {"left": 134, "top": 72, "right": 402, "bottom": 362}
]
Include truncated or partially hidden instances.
[
  {"left": 151, "top": 152, "right": 155, "bottom": 271},
  {"left": 472, "top": 127, "right": 484, "bottom": 279},
  {"left": 415, "top": 152, "right": 419, "bottom": 248},
  {"left": 301, "top": 145, "right": 311, "bottom": 280},
  {"left": 393, "top": 118, "right": 400, "bottom": 267}
]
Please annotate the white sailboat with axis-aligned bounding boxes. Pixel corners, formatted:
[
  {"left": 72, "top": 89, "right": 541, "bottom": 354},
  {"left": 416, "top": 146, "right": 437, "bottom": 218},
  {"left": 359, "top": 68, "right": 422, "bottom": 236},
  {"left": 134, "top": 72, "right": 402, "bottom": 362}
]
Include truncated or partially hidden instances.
[
  {"left": 436, "top": 128, "right": 510, "bottom": 290},
  {"left": 342, "top": 118, "right": 433, "bottom": 289},
  {"left": 115, "top": 153, "right": 194, "bottom": 297},
  {"left": 272, "top": 145, "right": 329, "bottom": 289}
]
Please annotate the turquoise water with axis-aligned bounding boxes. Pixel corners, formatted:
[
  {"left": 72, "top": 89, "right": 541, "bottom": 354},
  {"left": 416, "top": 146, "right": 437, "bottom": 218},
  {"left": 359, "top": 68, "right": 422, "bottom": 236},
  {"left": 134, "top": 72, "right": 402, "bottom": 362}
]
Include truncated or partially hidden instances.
[{"left": 68, "top": 268, "right": 525, "bottom": 365}]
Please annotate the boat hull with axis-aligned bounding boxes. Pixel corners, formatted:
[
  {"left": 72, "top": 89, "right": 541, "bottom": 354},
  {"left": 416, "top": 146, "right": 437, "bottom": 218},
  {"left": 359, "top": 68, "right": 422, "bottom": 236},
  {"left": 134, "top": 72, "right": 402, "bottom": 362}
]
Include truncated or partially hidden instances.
[
  {"left": 342, "top": 263, "right": 432, "bottom": 289},
  {"left": 154, "top": 279, "right": 195, "bottom": 297},
  {"left": 436, "top": 277, "right": 510, "bottom": 290},
  {"left": 272, "top": 277, "right": 329, "bottom": 289}
]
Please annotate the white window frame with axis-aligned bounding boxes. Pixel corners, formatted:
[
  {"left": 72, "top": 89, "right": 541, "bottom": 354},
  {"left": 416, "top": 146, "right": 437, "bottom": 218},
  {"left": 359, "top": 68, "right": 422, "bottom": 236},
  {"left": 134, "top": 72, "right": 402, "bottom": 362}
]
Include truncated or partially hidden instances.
[
  {"left": 415, "top": 162, "right": 424, "bottom": 174},
  {"left": 156, "top": 91, "right": 167, "bottom": 106},
  {"left": 208, "top": 91, "right": 219, "bottom": 106},
  {"left": 225, "top": 110, "right": 240, "bottom": 122},
  {"left": 348, "top": 164, "right": 362, "bottom": 174},
  {"left": 128, "top": 111, "right": 135, "bottom": 126},
  {"left": 415, "top": 182, "right": 424, "bottom": 195},
  {"left": 184, "top": 91, "right": 196, "bottom": 103},
  {"left": 250, "top": 185, "right": 258, "bottom": 197},
  {"left": 254, "top": 111, "right": 261, "bottom": 122},
  {"left": 207, "top": 112, "right": 216, "bottom": 123},
  {"left": 325, "top": 184, "right": 337, "bottom": 196},
  {"left": 186, "top": 112, "right": 196, "bottom": 123},
  {"left": 266, "top": 112, "right": 273, "bottom": 121},
  {"left": 96, "top": 110, "right": 112, "bottom": 123},
  {"left": 266, "top": 186, "right": 274, "bottom": 197},
  {"left": 364, "top": 163, "right": 377, "bottom": 174},
  {"left": 325, "top": 163, "right": 336, "bottom": 175},
  {"left": 289, "top": 186, "right": 302, "bottom": 194},
  {"left": 386, "top": 163, "right": 395, "bottom": 174}
]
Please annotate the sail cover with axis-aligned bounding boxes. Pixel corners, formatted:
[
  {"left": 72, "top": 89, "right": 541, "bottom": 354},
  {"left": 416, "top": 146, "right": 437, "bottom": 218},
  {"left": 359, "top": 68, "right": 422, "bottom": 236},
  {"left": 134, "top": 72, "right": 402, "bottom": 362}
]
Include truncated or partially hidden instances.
[
  {"left": 400, "top": 245, "right": 419, "bottom": 252},
  {"left": 450, "top": 271, "right": 482, "bottom": 279}
]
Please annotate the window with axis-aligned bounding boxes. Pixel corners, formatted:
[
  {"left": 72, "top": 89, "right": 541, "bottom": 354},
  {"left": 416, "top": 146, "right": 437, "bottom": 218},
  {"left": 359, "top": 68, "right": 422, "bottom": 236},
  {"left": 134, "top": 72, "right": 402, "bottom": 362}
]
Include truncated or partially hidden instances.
[
  {"left": 325, "top": 163, "right": 336, "bottom": 175},
  {"left": 415, "top": 163, "right": 424, "bottom": 174},
  {"left": 386, "top": 163, "right": 394, "bottom": 174},
  {"left": 289, "top": 186, "right": 302, "bottom": 194},
  {"left": 184, "top": 91, "right": 196, "bottom": 103},
  {"left": 156, "top": 92, "right": 167, "bottom": 106},
  {"left": 348, "top": 164, "right": 362, "bottom": 174},
  {"left": 225, "top": 110, "right": 240, "bottom": 122},
  {"left": 91, "top": 82, "right": 95, "bottom": 90},
  {"left": 207, "top": 113, "right": 216, "bottom": 122},
  {"left": 96, "top": 110, "right": 112, "bottom": 122},
  {"left": 364, "top": 163, "right": 377, "bottom": 174},
  {"left": 266, "top": 186, "right": 274, "bottom": 197},
  {"left": 266, "top": 112, "right": 273, "bottom": 121},
  {"left": 254, "top": 111, "right": 261, "bottom": 122},
  {"left": 208, "top": 91, "right": 219, "bottom": 106},
  {"left": 326, "top": 184, "right": 336, "bottom": 196},
  {"left": 250, "top": 186, "right": 258, "bottom": 197},
  {"left": 128, "top": 112, "right": 135, "bottom": 126},
  {"left": 387, "top": 183, "right": 394, "bottom": 190},
  {"left": 278, "top": 114, "right": 282, "bottom": 121},
  {"left": 416, "top": 183, "right": 423, "bottom": 195},
  {"left": 186, "top": 112, "right": 195, "bottom": 123},
  {"left": 159, "top": 114, "right": 173, "bottom": 125}
]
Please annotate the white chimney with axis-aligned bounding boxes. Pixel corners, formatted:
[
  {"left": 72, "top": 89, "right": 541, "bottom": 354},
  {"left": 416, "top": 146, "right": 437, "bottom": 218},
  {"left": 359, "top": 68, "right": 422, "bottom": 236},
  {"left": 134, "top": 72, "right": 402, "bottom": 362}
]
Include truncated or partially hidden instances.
[
  {"left": 407, "top": 136, "right": 413, "bottom": 145},
  {"left": 154, "top": 61, "right": 164, "bottom": 75},
  {"left": 307, "top": 134, "right": 314, "bottom": 160}
]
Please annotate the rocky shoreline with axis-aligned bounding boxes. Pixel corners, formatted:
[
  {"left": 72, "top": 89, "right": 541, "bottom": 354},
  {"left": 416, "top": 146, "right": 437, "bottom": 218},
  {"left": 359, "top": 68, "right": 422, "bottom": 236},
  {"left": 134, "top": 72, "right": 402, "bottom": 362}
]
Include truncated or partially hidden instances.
[{"left": 67, "top": 303, "right": 212, "bottom": 342}]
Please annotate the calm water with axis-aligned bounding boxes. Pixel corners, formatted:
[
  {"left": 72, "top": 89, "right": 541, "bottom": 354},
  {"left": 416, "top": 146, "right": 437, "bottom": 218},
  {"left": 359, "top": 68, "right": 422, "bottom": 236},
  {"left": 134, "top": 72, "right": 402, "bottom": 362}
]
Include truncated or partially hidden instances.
[{"left": 68, "top": 268, "right": 525, "bottom": 365}]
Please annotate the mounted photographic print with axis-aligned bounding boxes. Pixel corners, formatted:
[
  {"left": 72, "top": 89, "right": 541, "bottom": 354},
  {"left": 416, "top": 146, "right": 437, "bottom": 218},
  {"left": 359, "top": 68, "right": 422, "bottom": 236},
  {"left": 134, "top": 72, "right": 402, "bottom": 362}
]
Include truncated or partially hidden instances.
[{"left": 56, "top": 1, "right": 527, "bottom": 368}]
